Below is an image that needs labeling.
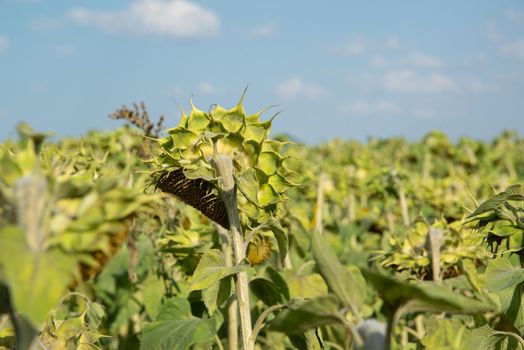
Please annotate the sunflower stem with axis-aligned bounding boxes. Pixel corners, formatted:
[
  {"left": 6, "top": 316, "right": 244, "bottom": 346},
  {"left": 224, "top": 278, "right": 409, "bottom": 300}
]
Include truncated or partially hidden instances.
[{"left": 213, "top": 155, "right": 253, "bottom": 350}]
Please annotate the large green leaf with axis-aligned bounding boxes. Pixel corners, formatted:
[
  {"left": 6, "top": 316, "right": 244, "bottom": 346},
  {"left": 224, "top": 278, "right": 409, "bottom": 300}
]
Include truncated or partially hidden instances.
[
  {"left": 201, "top": 276, "right": 231, "bottom": 314},
  {"left": 471, "top": 325, "right": 524, "bottom": 350},
  {"left": 190, "top": 249, "right": 248, "bottom": 291},
  {"left": 361, "top": 269, "right": 493, "bottom": 315},
  {"left": 469, "top": 185, "right": 524, "bottom": 218},
  {"left": 140, "top": 298, "right": 217, "bottom": 350},
  {"left": 312, "top": 230, "right": 365, "bottom": 310},
  {"left": 286, "top": 273, "right": 328, "bottom": 299},
  {"left": 249, "top": 278, "right": 286, "bottom": 306},
  {"left": 142, "top": 275, "right": 165, "bottom": 319},
  {"left": 266, "top": 266, "right": 290, "bottom": 301},
  {"left": 0, "top": 225, "right": 76, "bottom": 327},
  {"left": 269, "top": 296, "right": 342, "bottom": 334},
  {"left": 485, "top": 258, "right": 524, "bottom": 292}
]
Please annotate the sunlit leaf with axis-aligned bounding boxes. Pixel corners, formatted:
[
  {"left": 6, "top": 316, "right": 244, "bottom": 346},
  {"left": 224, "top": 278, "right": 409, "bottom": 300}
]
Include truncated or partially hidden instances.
[
  {"left": 190, "top": 249, "right": 248, "bottom": 291},
  {"left": 485, "top": 258, "right": 524, "bottom": 292},
  {"left": 140, "top": 298, "right": 217, "bottom": 350}
]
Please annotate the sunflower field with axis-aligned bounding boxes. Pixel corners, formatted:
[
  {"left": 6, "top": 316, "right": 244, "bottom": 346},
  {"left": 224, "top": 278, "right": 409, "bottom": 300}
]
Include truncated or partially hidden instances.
[{"left": 1, "top": 98, "right": 523, "bottom": 350}]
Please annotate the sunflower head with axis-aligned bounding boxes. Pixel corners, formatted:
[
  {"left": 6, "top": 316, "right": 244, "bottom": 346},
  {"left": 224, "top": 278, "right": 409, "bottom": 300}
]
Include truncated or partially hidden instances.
[
  {"left": 246, "top": 234, "right": 273, "bottom": 266},
  {"left": 151, "top": 94, "right": 300, "bottom": 228}
]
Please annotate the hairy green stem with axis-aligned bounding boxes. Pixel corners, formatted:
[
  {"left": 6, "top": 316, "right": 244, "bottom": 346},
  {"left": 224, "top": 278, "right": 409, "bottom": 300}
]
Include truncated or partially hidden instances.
[
  {"left": 214, "top": 155, "right": 253, "bottom": 350},
  {"left": 217, "top": 225, "right": 238, "bottom": 350}
]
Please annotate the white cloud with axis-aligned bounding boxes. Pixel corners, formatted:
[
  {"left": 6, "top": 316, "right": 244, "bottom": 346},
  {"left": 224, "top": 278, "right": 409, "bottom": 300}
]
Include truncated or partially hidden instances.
[
  {"left": 197, "top": 82, "right": 215, "bottom": 94},
  {"left": 52, "top": 45, "right": 77, "bottom": 57},
  {"left": 330, "top": 36, "right": 400, "bottom": 56},
  {"left": 383, "top": 69, "right": 458, "bottom": 93},
  {"left": 275, "top": 77, "right": 327, "bottom": 99},
  {"left": 498, "top": 39, "right": 524, "bottom": 60},
  {"left": 372, "top": 52, "right": 443, "bottom": 69},
  {"left": 69, "top": 0, "right": 220, "bottom": 39},
  {"left": 250, "top": 24, "right": 276, "bottom": 38},
  {"left": 196, "top": 82, "right": 227, "bottom": 95},
  {"left": 0, "top": 35, "right": 9, "bottom": 52},
  {"left": 341, "top": 99, "right": 400, "bottom": 115}
]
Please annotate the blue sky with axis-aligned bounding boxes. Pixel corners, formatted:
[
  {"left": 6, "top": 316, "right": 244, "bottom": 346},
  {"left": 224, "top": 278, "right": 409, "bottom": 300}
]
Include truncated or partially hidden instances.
[{"left": 1, "top": 0, "right": 523, "bottom": 143}]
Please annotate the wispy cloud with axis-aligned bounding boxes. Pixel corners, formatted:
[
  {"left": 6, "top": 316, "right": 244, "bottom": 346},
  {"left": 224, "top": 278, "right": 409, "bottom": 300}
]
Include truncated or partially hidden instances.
[
  {"left": 341, "top": 99, "right": 400, "bottom": 115},
  {"left": 372, "top": 52, "right": 444, "bottom": 69},
  {"left": 162, "top": 83, "right": 226, "bottom": 98},
  {"left": 275, "top": 77, "right": 327, "bottom": 99},
  {"left": 349, "top": 69, "right": 457, "bottom": 94},
  {"left": 0, "top": 35, "right": 9, "bottom": 53},
  {"left": 330, "top": 36, "right": 397, "bottom": 56},
  {"left": 69, "top": 0, "right": 220, "bottom": 39},
  {"left": 196, "top": 82, "right": 227, "bottom": 95},
  {"left": 498, "top": 39, "right": 524, "bottom": 60},
  {"left": 383, "top": 69, "right": 458, "bottom": 93},
  {"left": 250, "top": 24, "right": 276, "bottom": 38}
]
